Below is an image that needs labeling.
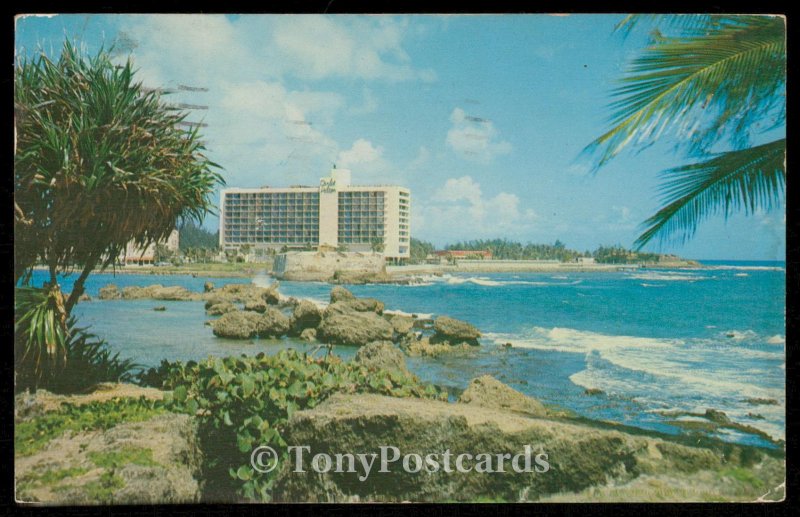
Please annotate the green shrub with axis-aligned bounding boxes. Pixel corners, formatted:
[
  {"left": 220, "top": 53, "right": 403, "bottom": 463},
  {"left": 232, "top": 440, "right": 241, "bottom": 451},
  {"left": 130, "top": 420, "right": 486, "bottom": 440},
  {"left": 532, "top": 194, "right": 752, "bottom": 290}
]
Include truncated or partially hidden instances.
[
  {"left": 15, "top": 287, "right": 140, "bottom": 394},
  {"left": 140, "top": 349, "right": 447, "bottom": 501},
  {"left": 14, "top": 286, "right": 70, "bottom": 390},
  {"left": 50, "top": 322, "right": 140, "bottom": 394}
]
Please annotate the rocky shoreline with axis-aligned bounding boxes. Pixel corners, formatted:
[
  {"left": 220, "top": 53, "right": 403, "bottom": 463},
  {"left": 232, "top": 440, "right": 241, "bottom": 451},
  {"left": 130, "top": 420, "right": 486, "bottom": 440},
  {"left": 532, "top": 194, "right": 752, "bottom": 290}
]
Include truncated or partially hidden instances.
[
  {"left": 15, "top": 370, "right": 785, "bottom": 503},
  {"left": 97, "top": 281, "right": 484, "bottom": 357},
  {"left": 37, "top": 259, "right": 707, "bottom": 284},
  {"left": 91, "top": 280, "right": 785, "bottom": 443},
  {"left": 17, "top": 279, "right": 782, "bottom": 503}
]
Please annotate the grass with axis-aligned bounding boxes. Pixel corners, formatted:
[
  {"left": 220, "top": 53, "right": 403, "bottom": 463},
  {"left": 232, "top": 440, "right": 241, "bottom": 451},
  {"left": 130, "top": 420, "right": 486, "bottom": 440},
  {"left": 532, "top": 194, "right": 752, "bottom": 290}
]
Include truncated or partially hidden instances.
[
  {"left": 720, "top": 467, "right": 766, "bottom": 489},
  {"left": 15, "top": 397, "right": 166, "bottom": 457},
  {"left": 540, "top": 456, "right": 784, "bottom": 503},
  {"left": 17, "top": 466, "right": 90, "bottom": 490},
  {"left": 88, "top": 446, "right": 159, "bottom": 469},
  {"left": 74, "top": 472, "right": 126, "bottom": 502}
]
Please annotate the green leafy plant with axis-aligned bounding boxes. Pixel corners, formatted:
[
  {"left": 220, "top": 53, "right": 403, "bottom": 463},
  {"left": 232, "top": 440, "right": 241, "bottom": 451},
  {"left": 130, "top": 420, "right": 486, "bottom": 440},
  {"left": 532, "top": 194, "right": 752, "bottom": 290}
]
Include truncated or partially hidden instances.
[
  {"left": 139, "top": 350, "right": 447, "bottom": 502},
  {"left": 52, "top": 322, "right": 140, "bottom": 394},
  {"left": 14, "top": 286, "right": 69, "bottom": 389},
  {"left": 15, "top": 286, "right": 139, "bottom": 393},
  {"left": 586, "top": 15, "right": 785, "bottom": 247}
]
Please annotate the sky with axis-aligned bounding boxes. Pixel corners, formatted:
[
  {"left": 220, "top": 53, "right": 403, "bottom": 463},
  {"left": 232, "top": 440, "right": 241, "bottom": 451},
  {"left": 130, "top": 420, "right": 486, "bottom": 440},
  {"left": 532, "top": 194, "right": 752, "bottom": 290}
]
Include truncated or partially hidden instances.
[{"left": 15, "top": 14, "right": 787, "bottom": 261}]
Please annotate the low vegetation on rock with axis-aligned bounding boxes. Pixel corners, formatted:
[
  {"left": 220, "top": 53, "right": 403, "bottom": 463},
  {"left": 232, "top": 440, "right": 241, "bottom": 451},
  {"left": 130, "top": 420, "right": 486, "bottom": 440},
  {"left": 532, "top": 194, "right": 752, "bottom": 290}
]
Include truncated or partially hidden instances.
[{"left": 138, "top": 350, "right": 447, "bottom": 501}]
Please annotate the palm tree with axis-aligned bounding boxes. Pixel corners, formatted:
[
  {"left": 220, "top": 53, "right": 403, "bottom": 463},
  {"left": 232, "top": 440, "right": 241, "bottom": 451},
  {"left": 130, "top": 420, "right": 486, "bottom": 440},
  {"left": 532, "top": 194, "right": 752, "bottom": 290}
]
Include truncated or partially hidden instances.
[
  {"left": 586, "top": 15, "right": 785, "bottom": 248},
  {"left": 14, "top": 41, "right": 223, "bottom": 388},
  {"left": 370, "top": 237, "right": 385, "bottom": 253}
]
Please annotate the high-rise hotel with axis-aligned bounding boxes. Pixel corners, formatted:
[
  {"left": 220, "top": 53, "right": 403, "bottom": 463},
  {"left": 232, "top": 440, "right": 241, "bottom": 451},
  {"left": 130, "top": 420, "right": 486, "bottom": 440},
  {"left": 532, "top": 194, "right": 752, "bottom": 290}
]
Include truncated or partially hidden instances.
[{"left": 219, "top": 168, "right": 411, "bottom": 260}]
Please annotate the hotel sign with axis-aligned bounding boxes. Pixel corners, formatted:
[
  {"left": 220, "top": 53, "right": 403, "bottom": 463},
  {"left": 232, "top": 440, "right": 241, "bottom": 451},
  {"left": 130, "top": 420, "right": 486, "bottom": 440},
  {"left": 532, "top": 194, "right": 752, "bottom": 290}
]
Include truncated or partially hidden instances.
[{"left": 320, "top": 177, "right": 337, "bottom": 193}]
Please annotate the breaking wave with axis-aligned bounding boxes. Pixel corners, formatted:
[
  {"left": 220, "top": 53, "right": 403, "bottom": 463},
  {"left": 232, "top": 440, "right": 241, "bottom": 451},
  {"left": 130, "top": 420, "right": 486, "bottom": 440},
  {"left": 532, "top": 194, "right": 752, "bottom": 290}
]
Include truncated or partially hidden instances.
[{"left": 486, "top": 326, "right": 785, "bottom": 440}]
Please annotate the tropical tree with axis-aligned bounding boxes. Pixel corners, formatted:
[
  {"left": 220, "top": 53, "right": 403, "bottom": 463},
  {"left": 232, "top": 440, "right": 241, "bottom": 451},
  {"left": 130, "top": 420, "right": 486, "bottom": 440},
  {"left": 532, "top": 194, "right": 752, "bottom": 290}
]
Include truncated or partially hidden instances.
[
  {"left": 14, "top": 41, "right": 222, "bottom": 389},
  {"left": 586, "top": 15, "right": 786, "bottom": 247},
  {"left": 409, "top": 238, "right": 435, "bottom": 264},
  {"left": 370, "top": 237, "right": 385, "bottom": 253},
  {"left": 154, "top": 243, "right": 173, "bottom": 263}
]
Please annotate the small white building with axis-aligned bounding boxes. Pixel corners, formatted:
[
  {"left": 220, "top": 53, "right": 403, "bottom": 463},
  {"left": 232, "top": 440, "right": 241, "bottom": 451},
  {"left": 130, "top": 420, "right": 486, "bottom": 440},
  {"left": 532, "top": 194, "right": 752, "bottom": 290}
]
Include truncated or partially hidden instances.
[
  {"left": 576, "top": 257, "right": 596, "bottom": 264},
  {"left": 121, "top": 229, "right": 180, "bottom": 265}
]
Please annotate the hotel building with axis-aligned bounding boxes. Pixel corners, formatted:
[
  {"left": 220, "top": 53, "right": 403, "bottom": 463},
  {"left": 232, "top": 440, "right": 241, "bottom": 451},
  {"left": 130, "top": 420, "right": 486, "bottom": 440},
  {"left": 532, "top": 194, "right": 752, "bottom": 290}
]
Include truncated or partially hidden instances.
[{"left": 219, "top": 168, "right": 411, "bottom": 261}]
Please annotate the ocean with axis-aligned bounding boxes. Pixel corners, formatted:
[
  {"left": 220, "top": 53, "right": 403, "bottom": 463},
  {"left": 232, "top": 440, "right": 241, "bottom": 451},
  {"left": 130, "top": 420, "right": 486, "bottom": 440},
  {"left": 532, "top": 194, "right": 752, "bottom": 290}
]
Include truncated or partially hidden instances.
[{"left": 29, "top": 261, "right": 785, "bottom": 448}]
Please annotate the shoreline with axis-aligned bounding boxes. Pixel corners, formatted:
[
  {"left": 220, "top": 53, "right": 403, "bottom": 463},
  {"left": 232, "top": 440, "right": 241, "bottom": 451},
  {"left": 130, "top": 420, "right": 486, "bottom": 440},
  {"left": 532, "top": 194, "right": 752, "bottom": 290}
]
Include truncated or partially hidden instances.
[
  {"left": 33, "top": 260, "right": 704, "bottom": 281},
  {"left": 78, "top": 278, "right": 783, "bottom": 449},
  {"left": 386, "top": 260, "right": 701, "bottom": 276}
]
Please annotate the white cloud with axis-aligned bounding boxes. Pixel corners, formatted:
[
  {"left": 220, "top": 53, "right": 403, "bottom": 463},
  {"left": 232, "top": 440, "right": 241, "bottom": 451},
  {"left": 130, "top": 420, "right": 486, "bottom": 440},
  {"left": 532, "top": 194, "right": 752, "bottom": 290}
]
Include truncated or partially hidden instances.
[
  {"left": 121, "top": 15, "right": 251, "bottom": 87},
  {"left": 112, "top": 15, "right": 434, "bottom": 187},
  {"left": 446, "top": 107, "right": 512, "bottom": 162},
  {"left": 590, "top": 205, "right": 637, "bottom": 233},
  {"left": 265, "top": 16, "right": 436, "bottom": 82},
  {"left": 434, "top": 176, "right": 483, "bottom": 205},
  {"left": 422, "top": 176, "right": 538, "bottom": 241},
  {"left": 337, "top": 139, "right": 383, "bottom": 168}
]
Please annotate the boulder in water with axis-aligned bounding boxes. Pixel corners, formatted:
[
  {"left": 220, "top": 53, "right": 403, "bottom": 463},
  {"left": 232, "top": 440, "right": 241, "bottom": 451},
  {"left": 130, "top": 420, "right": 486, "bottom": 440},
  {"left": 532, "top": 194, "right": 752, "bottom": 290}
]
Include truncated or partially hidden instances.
[
  {"left": 432, "top": 315, "right": 481, "bottom": 346},
  {"left": 459, "top": 375, "right": 548, "bottom": 417},
  {"left": 152, "top": 285, "right": 197, "bottom": 301},
  {"left": 261, "top": 282, "right": 281, "bottom": 305},
  {"left": 317, "top": 311, "right": 393, "bottom": 347},
  {"left": 330, "top": 286, "right": 355, "bottom": 303},
  {"left": 244, "top": 298, "right": 268, "bottom": 313},
  {"left": 211, "top": 311, "right": 259, "bottom": 339},
  {"left": 402, "top": 337, "right": 474, "bottom": 357},
  {"left": 300, "top": 328, "right": 318, "bottom": 342},
  {"left": 254, "top": 307, "right": 291, "bottom": 338},
  {"left": 388, "top": 314, "right": 414, "bottom": 337},
  {"left": 354, "top": 341, "right": 411, "bottom": 376},
  {"left": 290, "top": 300, "right": 323, "bottom": 335},
  {"left": 98, "top": 284, "right": 122, "bottom": 300},
  {"left": 206, "top": 302, "right": 238, "bottom": 316}
]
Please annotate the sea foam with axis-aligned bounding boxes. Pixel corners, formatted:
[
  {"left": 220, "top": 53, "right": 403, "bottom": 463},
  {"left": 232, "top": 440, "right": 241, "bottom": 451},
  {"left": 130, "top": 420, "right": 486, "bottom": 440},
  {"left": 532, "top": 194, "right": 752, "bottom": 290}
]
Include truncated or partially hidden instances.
[{"left": 487, "top": 326, "right": 785, "bottom": 440}]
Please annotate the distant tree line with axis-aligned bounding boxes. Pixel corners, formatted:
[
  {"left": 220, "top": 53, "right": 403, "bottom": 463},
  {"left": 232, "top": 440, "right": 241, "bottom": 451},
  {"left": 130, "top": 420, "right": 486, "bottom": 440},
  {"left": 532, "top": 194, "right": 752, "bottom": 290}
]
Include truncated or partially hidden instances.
[
  {"left": 179, "top": 221, "right": 219, "bottom": 251},
  {"left": 592, "top": 245, "right": 662, "bottom": 264},
  {"left": 406, "top": 238, "right": 675, "bottom": 264},
  {"left": 410, "top": 238, "right": 436, "bottom": 263},
  {"left": 445, "top": 239, "right": 588, "bottom": 262},
  {"left": 173, "top": 227, "right": 671, "bottom": 265}
]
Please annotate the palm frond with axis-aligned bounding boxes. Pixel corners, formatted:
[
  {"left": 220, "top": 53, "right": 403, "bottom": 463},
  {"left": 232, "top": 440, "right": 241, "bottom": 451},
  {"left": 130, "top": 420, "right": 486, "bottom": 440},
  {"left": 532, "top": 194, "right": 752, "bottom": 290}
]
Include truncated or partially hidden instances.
[
  {"left": 614, "top": 14, "right": 748, "bottom": 37},
  {"left": 634, "top": 138, "right": 785, "bottom": 248},
  {"left": 14, "top": 41, "right": 223, "bottom": 282},
  {"left": 587, "top": 16, "right": 785, "bottom": 168}
]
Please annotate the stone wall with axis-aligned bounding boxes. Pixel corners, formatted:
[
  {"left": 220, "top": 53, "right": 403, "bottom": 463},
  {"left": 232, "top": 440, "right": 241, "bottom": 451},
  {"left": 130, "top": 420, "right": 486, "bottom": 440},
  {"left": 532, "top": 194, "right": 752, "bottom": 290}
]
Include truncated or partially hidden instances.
[{"left": 273, "top": 251, "right": 386, "bottom": 282}]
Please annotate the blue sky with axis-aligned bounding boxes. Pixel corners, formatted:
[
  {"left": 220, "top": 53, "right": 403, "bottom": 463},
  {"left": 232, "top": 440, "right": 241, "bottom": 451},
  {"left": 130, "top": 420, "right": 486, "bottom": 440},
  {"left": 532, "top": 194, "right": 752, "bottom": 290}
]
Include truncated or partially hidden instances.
[{"left": 15, "top": 14, "right": 786, "bottom": 260}]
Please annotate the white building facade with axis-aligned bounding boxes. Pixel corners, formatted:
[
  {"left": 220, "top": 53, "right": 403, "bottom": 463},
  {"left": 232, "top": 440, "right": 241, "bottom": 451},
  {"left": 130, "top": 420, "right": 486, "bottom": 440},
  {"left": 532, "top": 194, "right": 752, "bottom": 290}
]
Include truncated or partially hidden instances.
[
  {"left": 121, "top": 229, "right": 180, "bottom": 265},
  {"left": 219, "top": 168, "right": 410, "bottom": 260}
]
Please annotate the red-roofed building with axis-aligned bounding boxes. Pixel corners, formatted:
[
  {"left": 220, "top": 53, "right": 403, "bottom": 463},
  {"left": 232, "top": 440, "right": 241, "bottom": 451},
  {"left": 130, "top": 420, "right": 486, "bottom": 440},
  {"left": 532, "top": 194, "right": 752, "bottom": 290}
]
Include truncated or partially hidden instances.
[{"left": 433, "top": 250, "right": 493, "bottom": 260}]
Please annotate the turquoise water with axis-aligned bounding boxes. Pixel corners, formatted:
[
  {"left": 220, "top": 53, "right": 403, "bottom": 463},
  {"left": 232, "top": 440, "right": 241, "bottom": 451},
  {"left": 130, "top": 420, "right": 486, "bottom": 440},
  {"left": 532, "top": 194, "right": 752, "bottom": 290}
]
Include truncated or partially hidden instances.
[{"left": 31, "top": 261, "right": 785, "bottom": 448}]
